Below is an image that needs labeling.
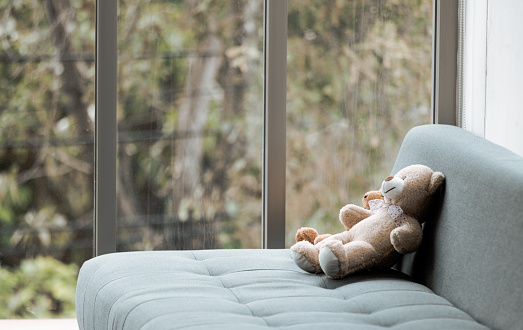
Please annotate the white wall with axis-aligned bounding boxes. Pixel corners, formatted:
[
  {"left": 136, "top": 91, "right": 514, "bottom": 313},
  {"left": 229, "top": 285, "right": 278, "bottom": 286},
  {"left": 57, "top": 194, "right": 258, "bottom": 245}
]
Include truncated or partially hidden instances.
[{"left": 463, "top": 0, "right": 523, "bottom": 157}]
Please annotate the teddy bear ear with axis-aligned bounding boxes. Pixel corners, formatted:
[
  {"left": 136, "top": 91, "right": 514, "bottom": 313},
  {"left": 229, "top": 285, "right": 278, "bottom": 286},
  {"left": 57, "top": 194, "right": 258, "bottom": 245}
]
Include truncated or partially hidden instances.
[{"left": 428, "top": 171, "right": 445, "bottom": 195}]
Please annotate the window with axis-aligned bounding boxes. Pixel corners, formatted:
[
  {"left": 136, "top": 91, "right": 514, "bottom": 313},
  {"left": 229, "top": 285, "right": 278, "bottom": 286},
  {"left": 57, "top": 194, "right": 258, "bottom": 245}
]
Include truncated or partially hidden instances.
[
  {"left": 115, "top": 1, "right": 265, "bottom": 251},
  {"left": 285, "top": 0, "right": 433, "bottom": 245},
  {"left": 0, "top": 0, "right": 438, "bottom": 319},
  {"left": 0, "top": 0, "right": 94, "bottom": 318}
]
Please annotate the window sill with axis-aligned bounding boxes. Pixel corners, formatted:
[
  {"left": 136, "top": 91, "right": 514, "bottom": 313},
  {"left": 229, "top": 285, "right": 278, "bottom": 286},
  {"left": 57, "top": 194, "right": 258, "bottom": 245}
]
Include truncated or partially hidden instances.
[{"left": 0, "top": 319, "right": 78, "bottom": 330}]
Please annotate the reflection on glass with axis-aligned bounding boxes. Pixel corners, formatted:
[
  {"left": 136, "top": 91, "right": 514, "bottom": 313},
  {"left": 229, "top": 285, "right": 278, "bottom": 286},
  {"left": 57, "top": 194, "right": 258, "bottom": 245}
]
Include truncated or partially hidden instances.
[
  {"left": 0, "top": 0, "right": 95, "bottom": 318},
  {"left": 116, "top": 1, "right": 264, "bottom": 251},
  {"left": 286, "top": 0, "right": 433, "bottom": 245}
]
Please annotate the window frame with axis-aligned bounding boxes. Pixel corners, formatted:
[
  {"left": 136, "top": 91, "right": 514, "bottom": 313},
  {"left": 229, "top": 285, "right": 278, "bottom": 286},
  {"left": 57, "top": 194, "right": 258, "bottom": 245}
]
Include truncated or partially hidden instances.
[
  {"left": 93, "top": 0, "right": 458, "bottom": 255},
  {"left": 94, "top": 0, "right": 117, "bottom": 256},
  {"left": 263, "top": 0, "right": 287, "bottom": 249},
  {"left": 432, "top": 0, "right": 459, "bottom": 125}
]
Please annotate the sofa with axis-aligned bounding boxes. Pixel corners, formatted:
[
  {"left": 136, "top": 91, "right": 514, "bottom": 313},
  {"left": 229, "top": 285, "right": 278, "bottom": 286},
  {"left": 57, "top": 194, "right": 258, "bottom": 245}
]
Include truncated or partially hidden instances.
[{"left": 76, "top": 124, "right": 523, "bottom": 329}]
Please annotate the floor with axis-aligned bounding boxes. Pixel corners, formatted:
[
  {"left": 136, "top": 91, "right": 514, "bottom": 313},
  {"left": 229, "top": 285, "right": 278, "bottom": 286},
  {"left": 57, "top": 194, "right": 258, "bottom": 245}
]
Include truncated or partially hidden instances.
[{"left": 0, "top": 319, "right": 79, "bottom": 330}]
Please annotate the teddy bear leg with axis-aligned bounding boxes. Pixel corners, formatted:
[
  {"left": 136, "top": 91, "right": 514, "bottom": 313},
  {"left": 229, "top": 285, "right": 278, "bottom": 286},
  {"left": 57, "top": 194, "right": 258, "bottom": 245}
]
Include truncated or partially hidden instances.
[
  {"left": 318, "top": 239, "right": 347, "bottom": 278},
  {"left": 319, "top": 240, "right": 378, "bottom": 279},
  {"left": 290, "top": 241, "right": 322, "bottom": 274}
]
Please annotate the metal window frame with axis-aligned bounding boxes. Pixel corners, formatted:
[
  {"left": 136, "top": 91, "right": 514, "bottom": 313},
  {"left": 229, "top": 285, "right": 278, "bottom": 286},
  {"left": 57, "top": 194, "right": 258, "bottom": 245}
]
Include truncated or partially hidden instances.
[
  {"left": 94, "top": 0, "right": 117, "bottom": 256},
  {"left": 262, "top": 0, "right": 287, "bottom": 249},
  {"left": 94, "top": 0, "right": 456, "bottom": 254},
  {"left": 432, "top": 0, "right": 459, "bottom": 125}
]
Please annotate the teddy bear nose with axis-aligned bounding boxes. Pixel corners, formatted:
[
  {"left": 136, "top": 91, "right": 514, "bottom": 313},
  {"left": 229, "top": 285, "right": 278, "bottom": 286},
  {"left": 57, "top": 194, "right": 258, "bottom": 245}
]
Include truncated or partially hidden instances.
[{"left": 384, "top": 176, "right": 394, "bottom": 182}]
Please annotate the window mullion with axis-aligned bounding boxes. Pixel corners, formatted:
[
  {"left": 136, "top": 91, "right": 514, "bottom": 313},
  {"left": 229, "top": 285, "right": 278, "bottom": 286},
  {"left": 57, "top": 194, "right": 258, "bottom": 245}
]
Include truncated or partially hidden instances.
[
  {"left": 263, "top": 0, "right": 287, "bottom": 249},
  {"left": 94, "top": 0, "right": 117, "bottom": 256},
  {"left": 432, "top": 0, "right": 459, "bottom": 125}
]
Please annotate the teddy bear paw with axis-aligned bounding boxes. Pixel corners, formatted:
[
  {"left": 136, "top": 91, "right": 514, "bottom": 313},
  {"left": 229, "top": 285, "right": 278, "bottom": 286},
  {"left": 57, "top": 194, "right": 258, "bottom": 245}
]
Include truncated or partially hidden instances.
[
  {"left": 290, "top": 241, "right": 322, "bottom": 274},
  {"left": 292, "top": 251, "right": 317, "bottom": 273},
  {"left": 319, "top": 246, "right": 340, "bottom": 278}
]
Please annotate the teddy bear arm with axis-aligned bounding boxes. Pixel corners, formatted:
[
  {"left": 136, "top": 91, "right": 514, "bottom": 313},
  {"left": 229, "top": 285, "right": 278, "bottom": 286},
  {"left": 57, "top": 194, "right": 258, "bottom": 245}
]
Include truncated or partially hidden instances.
[
  {"left": 339, "top": 204, "right": 373, "bottom": 230},
  {"left": 390, "top": 221, "right": 423, "bottom": 255}
]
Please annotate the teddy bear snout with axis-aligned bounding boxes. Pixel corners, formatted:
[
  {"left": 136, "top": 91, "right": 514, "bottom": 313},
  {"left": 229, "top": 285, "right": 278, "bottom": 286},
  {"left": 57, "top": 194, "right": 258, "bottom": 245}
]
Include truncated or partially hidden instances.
[{"left": 381, "top": 176, "right": 405, "bottom": 200}]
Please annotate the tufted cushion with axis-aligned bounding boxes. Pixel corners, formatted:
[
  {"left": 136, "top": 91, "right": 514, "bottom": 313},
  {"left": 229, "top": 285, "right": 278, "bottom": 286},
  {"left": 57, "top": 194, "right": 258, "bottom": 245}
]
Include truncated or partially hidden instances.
[{"left": 76, "top": 249, "right": 487, "bottom": 329}]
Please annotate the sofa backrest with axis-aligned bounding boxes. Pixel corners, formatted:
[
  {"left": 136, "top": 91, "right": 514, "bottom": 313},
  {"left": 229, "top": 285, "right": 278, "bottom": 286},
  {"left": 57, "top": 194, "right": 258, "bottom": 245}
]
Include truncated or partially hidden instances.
[{"left": 392, "top": 124, "right": 523, "bottom": 330}]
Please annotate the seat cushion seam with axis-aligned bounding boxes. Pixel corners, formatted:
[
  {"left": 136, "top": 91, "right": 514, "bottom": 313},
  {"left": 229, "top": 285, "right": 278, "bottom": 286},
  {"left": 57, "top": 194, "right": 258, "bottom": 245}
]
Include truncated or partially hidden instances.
[{"left": 191, "top": 251, "right": 269, "bottom": 327}]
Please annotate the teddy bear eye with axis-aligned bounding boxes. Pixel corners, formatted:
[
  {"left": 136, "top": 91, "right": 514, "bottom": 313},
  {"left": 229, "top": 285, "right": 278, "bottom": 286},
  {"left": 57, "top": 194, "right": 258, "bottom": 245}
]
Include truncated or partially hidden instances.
[{"left": 402, "top": 176, "right": 407, "bottom": 180}]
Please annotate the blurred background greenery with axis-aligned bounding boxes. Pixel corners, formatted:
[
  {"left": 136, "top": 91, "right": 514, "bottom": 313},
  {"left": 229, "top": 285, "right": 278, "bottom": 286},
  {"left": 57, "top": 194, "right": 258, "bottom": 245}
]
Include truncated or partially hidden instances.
[{"left": 0, "top": 0, "right": 431, "bottom": 318}]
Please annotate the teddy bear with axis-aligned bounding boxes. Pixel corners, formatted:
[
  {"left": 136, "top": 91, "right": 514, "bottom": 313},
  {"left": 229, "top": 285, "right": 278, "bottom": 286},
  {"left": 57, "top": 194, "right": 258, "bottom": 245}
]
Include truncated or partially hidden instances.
[
  {"left": 295, "top": 190, "right": 384, "bottom": 245},
  {"left": 362, "top": 190, "right": 385, "bottom": 210},
  {"left": 290, "top": 164, "right": 445, "bottom": 279}
]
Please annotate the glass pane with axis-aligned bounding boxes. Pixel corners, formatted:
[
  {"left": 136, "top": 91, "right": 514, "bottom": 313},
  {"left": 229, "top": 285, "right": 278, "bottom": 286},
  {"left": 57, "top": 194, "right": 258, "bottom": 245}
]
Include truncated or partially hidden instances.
[
  {"left": 117, "top": 1, "right": 264, "bottom": 251},
  {"left": 0, "top": 0, "right": 95, "bottom": 318},
  {"left": 286, "top": 0, "right": 433, "bottom": 246}
]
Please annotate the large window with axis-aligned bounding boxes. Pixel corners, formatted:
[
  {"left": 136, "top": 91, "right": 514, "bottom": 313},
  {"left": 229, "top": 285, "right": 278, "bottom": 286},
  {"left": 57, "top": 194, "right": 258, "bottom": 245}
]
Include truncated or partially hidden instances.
[
  {"left": 115, "top": 1, "right": 265, "bottom": 251},
  {"left": 0, "top": 0, "right": 434, "bottom": 319},
  {"left": 0, "top": 0, "right": 94, "bottom": 318},
  {"left": 285, "top": 0, "right": 433, "bottom": 244}
]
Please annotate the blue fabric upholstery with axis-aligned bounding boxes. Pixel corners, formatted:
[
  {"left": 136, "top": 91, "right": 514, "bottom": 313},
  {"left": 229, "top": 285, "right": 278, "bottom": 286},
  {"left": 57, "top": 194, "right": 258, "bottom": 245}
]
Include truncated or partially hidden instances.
[
  {"left": 392, "top": 125, "right": 523, "bottom": 330},
  {"left": 76, "top": 249, "right": 487, "bottom": 330}
]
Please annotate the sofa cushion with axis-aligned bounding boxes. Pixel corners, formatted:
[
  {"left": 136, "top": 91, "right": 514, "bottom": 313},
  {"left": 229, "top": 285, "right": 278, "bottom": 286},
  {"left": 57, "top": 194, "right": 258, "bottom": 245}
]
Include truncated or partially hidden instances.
[
  {"left": 76, "top": 249, "right": 487, "bottom": 329},
  {"left": 392, "top": 124, "right": 523, "bottom": 330}
]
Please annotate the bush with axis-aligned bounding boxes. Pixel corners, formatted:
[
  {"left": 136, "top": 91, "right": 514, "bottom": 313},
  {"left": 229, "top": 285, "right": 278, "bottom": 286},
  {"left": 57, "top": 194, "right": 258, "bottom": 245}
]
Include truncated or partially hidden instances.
[{"left": 0, "top": 257, "right": 78, "bottom": 318}]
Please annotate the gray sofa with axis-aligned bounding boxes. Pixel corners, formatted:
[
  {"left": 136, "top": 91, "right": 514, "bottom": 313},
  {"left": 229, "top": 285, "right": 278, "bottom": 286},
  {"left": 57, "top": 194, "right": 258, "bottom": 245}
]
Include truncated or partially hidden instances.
[{"left": 76, "top": 124, "right": 523, "bottom": 329}]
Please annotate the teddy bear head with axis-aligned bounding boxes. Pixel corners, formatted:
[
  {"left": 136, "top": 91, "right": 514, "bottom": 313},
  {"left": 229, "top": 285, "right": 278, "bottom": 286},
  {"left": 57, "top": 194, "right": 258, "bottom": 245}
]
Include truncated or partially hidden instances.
[
  {"left": 362, "top": 190, "right": 384, "bottom": 210},
  {"left": 380, "top": 164, "right": 445, "bottom": 221}
]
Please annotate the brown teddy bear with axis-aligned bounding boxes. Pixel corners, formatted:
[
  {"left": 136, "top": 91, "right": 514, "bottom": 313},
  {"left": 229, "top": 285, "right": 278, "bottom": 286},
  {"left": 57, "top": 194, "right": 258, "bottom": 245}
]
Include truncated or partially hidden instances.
[
  {"left": 362, "top": 190, "right": 385, "bottom": 210},
  {"left": 295, "top": 190, "right": 384, "bottom": 245},
  {"left": 290, "top": 164, "right": 445, "bottom": 279}
]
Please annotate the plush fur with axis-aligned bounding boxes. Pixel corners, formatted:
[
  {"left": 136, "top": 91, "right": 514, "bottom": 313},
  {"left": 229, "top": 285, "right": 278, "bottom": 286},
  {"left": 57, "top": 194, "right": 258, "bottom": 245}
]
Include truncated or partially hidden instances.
[
  {"left": 295, "top": 190, "right": 384, "bottom": 245},
  {"left": 291, "top": 165, "right": 445, "bottom": 279}
]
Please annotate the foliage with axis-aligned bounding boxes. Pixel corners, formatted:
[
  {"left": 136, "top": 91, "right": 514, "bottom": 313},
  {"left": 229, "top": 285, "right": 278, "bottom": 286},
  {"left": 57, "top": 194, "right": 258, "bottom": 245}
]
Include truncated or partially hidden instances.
[
  {"left": 0, "top": 257, "right": 78, "bottom": 318},
  {"left": 0, "top": 0, "right": 95, "bottom": 268}
]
